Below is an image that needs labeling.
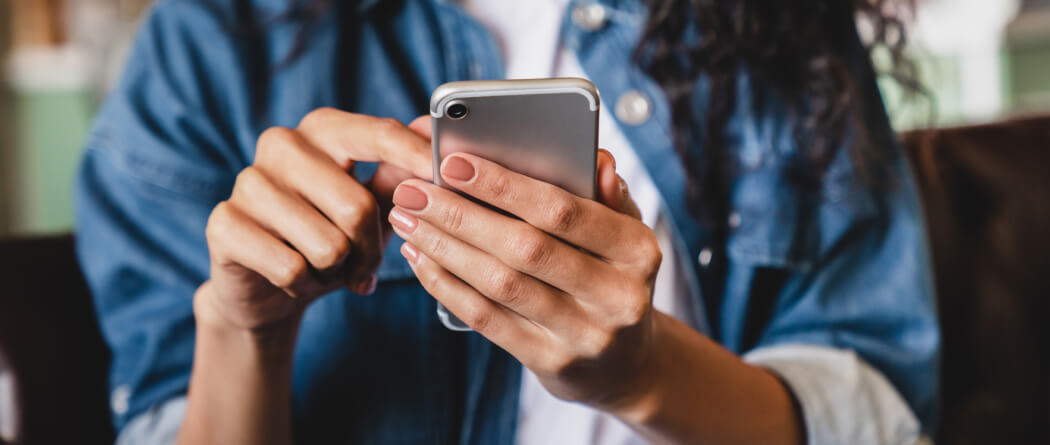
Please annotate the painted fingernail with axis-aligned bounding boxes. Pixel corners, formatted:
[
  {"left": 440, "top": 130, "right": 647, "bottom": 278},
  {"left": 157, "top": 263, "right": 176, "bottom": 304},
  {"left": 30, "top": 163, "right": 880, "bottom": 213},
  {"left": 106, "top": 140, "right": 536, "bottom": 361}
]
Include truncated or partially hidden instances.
[
  {"left": 389, "top": 208, "right": 418, "bottom": 233},
  {"left": 393, "top": 184, "right": 428, "bottom": 211},
  {"left": 363, "top": 274, "right": 377, "bottom": 294},
  {"left": 441, "top": 155, "right": 476, "bottom": 182},
  {"left": 351, "top": 274, "right": 377, "bottom": 295},
  {"left": 401, "top": 242, "right": 420, "bottom": 264}
]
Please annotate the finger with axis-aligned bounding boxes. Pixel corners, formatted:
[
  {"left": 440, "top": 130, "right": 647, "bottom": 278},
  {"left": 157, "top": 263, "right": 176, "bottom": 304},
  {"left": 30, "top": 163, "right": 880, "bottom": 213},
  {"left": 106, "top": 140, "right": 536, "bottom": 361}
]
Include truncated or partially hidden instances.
[
  {"left": 408, "top": 115, "right": 432, "bottom": 139},
  {"left": 230, "top": 167, "right": 352, "bottom": 278},
  {"left": 391, "top": 180, "right": 621, "bottom": 299},
  {"left": 597, "top": 149, "right": 642, "bottom": 220},
  {"left": 438, "top": 153, "right": 650, "bottom": 261},
  {"left": 296, "top": 108, "right": 433, "bottom": 180},
  {"left": 374, "top": 114, "right": 434, "bottom": 205},
  {"left": 254, "top": 129, "right": 383, "bottom": 290},
  {"left": 390, "top": 203, "right": 579, "bottom": 331},
  {"left": 208, "top": 201, "right": 320, "bottom": 299},
  {"left": 400, "top": 242, "right": 546, "bottom": 357}
]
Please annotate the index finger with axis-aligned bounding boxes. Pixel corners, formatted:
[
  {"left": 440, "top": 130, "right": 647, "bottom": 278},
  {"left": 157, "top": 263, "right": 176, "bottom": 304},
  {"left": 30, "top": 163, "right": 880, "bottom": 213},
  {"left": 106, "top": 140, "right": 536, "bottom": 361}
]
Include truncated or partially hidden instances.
[
  {"left": 436, "top": 152, "right": 650, "bottom": 261},
  {"left": 296, "top": 108, "right": 433, "bottom": 181}
]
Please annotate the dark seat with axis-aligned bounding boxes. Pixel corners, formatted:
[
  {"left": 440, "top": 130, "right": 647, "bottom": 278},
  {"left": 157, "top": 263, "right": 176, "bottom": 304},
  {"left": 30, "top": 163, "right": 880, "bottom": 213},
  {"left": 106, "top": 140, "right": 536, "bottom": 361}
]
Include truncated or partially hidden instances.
[
  {"left": 901, "top": 116, "right": 1050, "bottom": 444},
  {"left": 0, "top": 116, "right": 1047, "bottom": 445},
  {"left": 0, "top": 235, "right": 114, "bottom": 445}
]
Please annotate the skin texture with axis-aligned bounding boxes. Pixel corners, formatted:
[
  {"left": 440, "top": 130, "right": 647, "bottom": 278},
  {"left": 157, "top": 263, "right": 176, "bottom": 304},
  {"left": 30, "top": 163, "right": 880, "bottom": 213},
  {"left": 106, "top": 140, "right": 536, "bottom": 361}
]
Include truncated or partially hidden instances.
[{"left": 179, "top": 111, "right": 803, "bottom": 445}]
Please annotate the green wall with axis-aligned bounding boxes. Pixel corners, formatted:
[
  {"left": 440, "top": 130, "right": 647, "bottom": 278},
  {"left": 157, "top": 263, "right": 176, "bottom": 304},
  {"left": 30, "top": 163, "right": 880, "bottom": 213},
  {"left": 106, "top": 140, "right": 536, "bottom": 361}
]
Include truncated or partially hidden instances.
[{"left": 5, "top": 89, "right": 94, "bottom": 235}]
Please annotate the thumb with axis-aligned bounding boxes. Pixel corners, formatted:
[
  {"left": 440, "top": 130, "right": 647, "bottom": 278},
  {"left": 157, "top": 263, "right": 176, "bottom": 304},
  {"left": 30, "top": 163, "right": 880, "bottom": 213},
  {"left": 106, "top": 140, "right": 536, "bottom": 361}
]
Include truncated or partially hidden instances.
[{"left": 596, "top": 149, "right": 642, "bottom": 220}]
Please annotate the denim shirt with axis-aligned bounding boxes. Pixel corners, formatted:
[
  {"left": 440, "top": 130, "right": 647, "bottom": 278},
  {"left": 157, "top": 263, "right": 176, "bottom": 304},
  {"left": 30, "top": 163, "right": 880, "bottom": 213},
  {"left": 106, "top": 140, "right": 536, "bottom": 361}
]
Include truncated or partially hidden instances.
[{"left": 75, "top": 0, "right": 940, "bottom": 443}]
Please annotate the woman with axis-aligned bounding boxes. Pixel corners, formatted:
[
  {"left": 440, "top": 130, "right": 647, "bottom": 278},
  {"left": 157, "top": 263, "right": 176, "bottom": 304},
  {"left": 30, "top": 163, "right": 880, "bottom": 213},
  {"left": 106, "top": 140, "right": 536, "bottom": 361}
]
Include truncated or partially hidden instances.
[{"left": 76, "top": 0, "right": 938, "bottom": 444}]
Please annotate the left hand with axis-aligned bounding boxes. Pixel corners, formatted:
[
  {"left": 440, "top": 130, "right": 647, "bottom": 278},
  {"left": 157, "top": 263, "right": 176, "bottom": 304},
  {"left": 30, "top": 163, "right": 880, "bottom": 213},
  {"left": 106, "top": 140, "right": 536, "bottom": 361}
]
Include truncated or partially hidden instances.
[{"left": 388, "top": 120, "right": 663, "bottom": 411}]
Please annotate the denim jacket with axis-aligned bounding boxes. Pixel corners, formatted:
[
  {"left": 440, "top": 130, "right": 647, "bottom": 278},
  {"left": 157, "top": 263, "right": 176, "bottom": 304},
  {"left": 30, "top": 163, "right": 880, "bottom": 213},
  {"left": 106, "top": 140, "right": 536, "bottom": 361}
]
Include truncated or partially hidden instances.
[{"left": 76, "top": 0, "right": 940, "bottom": 443}]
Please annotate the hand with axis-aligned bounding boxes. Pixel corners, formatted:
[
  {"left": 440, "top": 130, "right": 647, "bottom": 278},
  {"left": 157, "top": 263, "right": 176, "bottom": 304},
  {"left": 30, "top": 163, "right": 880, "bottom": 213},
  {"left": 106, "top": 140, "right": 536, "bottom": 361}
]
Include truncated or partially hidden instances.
[
  {"left": 199, "top": 109, "right": 433, "bottom": 333},
  {"left": 389, "top": 136, "right": 661, "bottom": 410}
]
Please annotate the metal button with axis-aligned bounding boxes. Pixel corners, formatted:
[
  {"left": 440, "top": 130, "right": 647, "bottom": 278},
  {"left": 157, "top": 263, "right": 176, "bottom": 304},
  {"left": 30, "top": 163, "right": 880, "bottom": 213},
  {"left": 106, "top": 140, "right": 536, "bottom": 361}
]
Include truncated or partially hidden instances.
[
  {"left": 572, "top": 3, "right": 608, "bottom": 31},
  {"left": 615, "top": 90, "right": 652, "bottom": 126},
  {"left": 111, "top": 385, "right": 131, "bottom": 415},
  {"left": 728, "top": 212, "right": 741, "bottom": 229},
  {"left": 698, "top": 247, "right": 713, "bottom": 267}
]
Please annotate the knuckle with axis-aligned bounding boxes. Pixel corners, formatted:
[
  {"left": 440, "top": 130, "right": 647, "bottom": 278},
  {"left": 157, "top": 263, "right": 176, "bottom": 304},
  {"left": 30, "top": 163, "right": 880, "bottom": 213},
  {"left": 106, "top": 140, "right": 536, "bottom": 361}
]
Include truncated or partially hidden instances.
[
  {"left": 333, "top": 196, "right": 375, "bottom": 232},
  {"left": 487, "top": 173, "right": 513, "bottom": 202},
  {"left": 232, "top": 167, "right": 266, "bottom": 198},
  {"left": 373, "top": 117, "right": 404, "bottom": 142},
  {"left": 509, "top": 232, "right": 552, "bottom": 269},
  {"left": 298, "top": 107, "right": 339, "bottom": 129},
  {"left": 636, "top": 235, "right": 663, "bottom": 279},
  {"left": 272, "top": 254, "right": 308, "bottom": 289},
  {"left": 545, "top": 197, "right": 580, "bottom": 232},
  {"left": 440, "top": 204, "right": 467, "bottom": 233},
  {"left": 425, "top": 234, "right": 451, "bottom": 258},
  {"left": 205, "top": 201, "right": 233, "bottom": 242},
  {"left": 580, "top": 326, "right": 616, "bottom": 358},
  {"left": 312, "top": 234, "right": 350, "bottom": 270},
  {"left": 618, "top": 297, "right": 650, "bottom": 328},
  {"left": 488, "top": 269, "right": 525, "bottom": 306},
  {"left": 255, "top": 126, "right": 298, "bottom": 161},
  {"left": 459, "top": 302, "right": 495, "bottom": 333}
]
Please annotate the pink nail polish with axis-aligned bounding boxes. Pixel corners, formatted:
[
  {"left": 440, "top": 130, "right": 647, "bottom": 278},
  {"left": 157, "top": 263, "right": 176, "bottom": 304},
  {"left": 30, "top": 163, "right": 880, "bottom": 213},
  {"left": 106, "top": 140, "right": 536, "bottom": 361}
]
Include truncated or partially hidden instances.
[
  {"left": 389, "top": 208, "right": 418, "bottom": 233},
  {"left": 401, "top": 242, "right": 420, "bottom": 264}
]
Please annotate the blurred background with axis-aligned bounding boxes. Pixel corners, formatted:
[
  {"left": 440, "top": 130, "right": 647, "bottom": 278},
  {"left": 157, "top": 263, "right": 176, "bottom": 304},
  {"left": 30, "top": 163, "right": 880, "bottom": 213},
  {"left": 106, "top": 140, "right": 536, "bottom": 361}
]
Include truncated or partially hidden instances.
[{"left": 0, "top": 0, "right": 1049, "bottom": 236}]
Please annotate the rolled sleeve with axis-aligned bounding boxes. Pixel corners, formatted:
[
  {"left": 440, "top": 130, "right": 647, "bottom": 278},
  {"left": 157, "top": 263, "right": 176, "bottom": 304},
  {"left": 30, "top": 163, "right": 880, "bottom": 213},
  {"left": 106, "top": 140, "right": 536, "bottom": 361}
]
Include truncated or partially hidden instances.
[
  {"left": 745, "top": 344, "right": 921, "bottom": 445},
  {"left": 116, "top": 397, "right": 187, "bottom": 445}
]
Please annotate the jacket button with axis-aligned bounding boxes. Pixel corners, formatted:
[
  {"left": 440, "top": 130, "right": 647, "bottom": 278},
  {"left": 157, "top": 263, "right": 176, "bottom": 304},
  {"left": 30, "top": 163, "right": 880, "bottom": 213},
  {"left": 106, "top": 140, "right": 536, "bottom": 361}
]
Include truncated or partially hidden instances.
[
  {"left": 698, "top": 247, "right": 713, "bottom": 267},
  {"left": 728, "top": 212, "right": 741, "bottom": 229},
  {"left": 111, "top": 385, "right": 131, "bottom": 415},
  {"left": 615, "top": 90, "right": 652, "bottom": 125},
  {"left": 572, "top": 3, "right": 608, "bottom": 31}
]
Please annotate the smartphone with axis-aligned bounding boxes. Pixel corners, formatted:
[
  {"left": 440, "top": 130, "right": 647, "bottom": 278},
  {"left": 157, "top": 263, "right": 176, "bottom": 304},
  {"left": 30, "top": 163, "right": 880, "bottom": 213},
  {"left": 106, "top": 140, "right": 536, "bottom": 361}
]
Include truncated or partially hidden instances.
[{"left": 429, "top": 78, "right": 600, "bottom": 331}]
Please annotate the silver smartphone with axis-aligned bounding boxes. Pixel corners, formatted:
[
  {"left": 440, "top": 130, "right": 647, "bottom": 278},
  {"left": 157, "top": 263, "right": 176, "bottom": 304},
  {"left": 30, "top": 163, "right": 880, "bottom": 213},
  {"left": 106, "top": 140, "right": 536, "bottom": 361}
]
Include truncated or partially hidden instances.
[{"left": 429, "top": 78, "right": 600, "bottom": 331}]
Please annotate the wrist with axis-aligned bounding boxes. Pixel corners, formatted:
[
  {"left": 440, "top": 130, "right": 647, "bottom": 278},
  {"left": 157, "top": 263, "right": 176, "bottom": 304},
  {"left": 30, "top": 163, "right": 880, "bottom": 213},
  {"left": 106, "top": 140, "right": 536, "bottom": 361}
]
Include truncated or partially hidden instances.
[
  {"left": 604, "top": 312, "right": 672, "bottom": 425},
  {"left": 193, "top": 281, "right": 301, "bottom": 363}
]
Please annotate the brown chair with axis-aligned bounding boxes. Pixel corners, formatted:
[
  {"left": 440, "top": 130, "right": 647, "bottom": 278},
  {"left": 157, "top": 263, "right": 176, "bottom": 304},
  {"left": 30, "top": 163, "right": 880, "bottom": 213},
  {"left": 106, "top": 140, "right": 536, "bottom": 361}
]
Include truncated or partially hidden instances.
[
  {"left": 901, "top": 115, "right": 1050, "bottom": 445},
  {"left": 0, "top": 235, "right": 114, "bottom": 445},
  {"left": 0, "top": 116, "right": 1047, "bottom": 445}
]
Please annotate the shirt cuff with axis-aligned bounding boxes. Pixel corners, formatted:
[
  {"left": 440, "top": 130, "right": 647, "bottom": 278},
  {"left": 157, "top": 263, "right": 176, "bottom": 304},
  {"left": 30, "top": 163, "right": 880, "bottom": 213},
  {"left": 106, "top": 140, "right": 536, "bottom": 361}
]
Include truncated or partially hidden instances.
[
  {"left": 744, "top": 344, "right": 921, "bottom": 445},
  {"left": 116, "top": 396, "right": 186, "bottom": 445}
]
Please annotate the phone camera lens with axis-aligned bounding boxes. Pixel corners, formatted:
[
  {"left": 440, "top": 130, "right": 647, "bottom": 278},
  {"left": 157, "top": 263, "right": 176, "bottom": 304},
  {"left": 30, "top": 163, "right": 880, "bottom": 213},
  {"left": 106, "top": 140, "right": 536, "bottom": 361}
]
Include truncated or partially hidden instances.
[{"left": 447, "top": 103, "right": 468, "bottom": 120}]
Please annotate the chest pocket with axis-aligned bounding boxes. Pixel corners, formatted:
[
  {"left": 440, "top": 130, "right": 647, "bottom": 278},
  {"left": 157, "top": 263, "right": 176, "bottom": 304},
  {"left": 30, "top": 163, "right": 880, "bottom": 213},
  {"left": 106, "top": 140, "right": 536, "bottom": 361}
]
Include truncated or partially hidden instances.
[{"left": 726, "top": 167, "right": 819, "bottom": 271}]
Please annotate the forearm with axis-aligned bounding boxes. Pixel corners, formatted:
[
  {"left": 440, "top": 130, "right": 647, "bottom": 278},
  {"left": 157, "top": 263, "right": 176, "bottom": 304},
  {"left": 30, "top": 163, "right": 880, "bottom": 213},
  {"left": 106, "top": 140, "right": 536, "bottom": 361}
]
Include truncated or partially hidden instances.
[
  {"left": 613, "top": 312, "right": 805, "bottom": 445},
  {"left": 176, "top": 282, "right": 300, "bottom": 445}
]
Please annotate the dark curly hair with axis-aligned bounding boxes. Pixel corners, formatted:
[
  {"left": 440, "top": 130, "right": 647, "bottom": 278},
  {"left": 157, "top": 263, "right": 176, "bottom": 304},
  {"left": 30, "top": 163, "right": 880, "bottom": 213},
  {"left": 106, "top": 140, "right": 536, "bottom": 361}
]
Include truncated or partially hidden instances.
[
  {"left": 272, "top": 0, "right": 918, "bottom": 224},
  {"left": 635, "top": 0, "right": 917, "bottom": 226}
]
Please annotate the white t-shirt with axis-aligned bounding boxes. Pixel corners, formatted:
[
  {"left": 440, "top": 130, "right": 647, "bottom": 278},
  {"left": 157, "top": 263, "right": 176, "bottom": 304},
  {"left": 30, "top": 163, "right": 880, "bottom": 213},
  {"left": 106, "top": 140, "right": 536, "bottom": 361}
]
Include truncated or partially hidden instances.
[{"left": 460, "top": 1, "right": 697, "bottom": 444}]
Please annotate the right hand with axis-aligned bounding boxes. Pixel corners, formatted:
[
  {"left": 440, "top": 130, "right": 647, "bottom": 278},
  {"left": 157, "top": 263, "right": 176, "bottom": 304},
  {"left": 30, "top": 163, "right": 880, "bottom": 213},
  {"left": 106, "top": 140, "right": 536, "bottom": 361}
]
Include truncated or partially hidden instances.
[{"left": 197, "top": 109, "right": 433, "bottom": 332}]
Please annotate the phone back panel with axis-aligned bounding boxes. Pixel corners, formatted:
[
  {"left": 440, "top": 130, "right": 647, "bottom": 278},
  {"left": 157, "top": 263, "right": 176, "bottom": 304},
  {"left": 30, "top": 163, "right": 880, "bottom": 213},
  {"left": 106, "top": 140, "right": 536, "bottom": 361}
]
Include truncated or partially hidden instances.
[
  {"left": 431, "top": 79, "right": 599, "bottom": 199},
  {"left": 428, "top": 79, "right": 599, "bottom": 331}
]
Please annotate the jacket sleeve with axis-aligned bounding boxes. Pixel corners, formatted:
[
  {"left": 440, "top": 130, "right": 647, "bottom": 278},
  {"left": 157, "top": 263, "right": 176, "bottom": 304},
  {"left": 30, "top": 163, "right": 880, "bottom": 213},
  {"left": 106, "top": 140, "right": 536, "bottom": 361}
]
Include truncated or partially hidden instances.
[{"left": 74, "top": 0, "right": 254, "bottom": 431}]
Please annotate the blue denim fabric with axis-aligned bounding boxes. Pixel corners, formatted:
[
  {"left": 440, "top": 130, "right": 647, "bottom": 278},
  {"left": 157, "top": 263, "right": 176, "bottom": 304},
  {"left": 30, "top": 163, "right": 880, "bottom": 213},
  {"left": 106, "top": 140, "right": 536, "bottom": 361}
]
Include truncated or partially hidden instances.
[{"left": 75, "top": 0, "right": 940, "bottom": 443}]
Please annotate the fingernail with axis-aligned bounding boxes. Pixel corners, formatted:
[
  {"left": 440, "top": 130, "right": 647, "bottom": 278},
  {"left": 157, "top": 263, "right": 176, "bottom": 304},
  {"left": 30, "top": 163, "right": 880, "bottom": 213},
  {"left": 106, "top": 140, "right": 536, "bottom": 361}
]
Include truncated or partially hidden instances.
[
  {"left": 389, "top": 208, "right": 418, "bottom": 233},
  {"left": 441, "top": 155, "right": 476, "bottom": 182},
  {"left": 350, "top": 273, "right": 376, "bottom": 295},
  {"left": 363, "top": 274, "right": 377, "bottom": 294},
  {"left": 401, "top": 242, "right": 420, "bottom": 264},
  {"left": 393, "top": 184, "right": 428, "bottom": 211}
]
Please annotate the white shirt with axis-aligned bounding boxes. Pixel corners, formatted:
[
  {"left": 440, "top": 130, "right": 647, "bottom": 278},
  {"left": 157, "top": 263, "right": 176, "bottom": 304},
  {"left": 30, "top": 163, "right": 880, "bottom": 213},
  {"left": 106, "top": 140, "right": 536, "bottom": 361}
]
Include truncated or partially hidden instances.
[{"left": 459, "top": 1, "right": 697, "bottom": 444}]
